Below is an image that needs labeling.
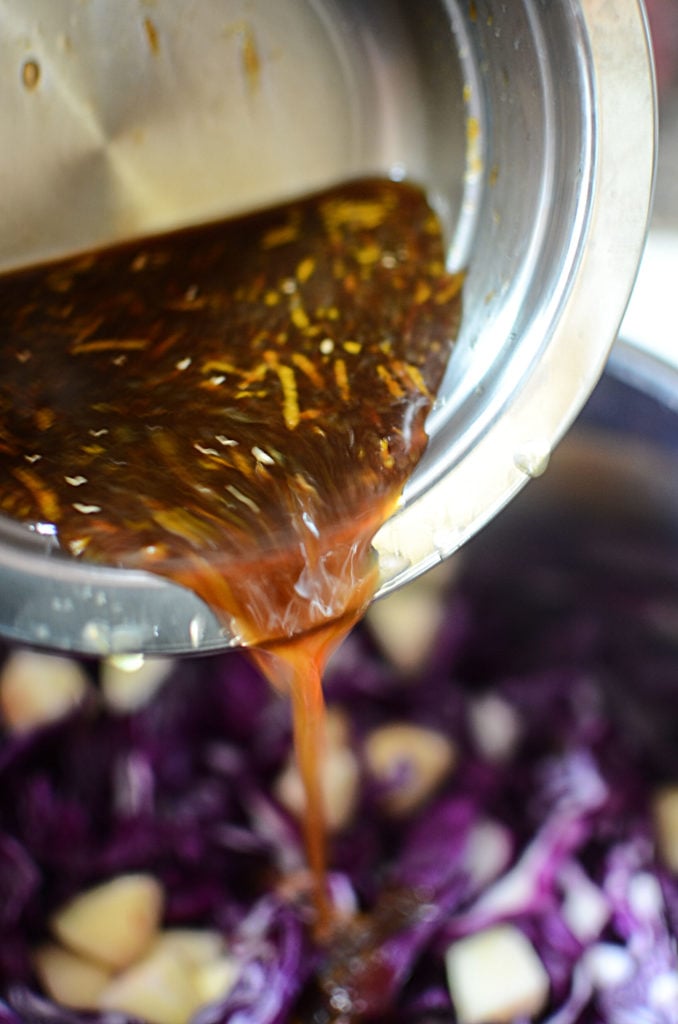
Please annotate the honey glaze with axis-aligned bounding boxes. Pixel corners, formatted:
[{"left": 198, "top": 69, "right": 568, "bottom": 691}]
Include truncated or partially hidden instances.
[{"left": 0, "top": 178, "right": 462, "bottom": 928}]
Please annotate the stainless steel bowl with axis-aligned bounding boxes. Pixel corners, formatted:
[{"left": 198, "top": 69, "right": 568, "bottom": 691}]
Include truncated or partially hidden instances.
[{"left": 0, "top": 0, "right": 655, "bottom": 654}]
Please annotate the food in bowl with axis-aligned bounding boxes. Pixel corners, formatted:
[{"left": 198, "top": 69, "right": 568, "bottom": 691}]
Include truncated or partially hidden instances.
[{"left": 2, "top": 423, "right": 678, "bottom": 1023}]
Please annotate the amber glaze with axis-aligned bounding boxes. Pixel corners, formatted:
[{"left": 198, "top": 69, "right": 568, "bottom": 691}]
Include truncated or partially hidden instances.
[{"left": 0, "top": 178, "right": 462, "bottom": 925}]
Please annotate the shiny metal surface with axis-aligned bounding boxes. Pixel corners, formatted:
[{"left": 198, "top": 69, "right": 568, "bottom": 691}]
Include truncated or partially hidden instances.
[
  {"left": 374, "top": 0, "right": 656, "bottom": 589},
  {"left": 0, "top": 0, "right": 655, "bottom": 655},
  {"left": 621, "top": 0, "right": 678, "bottom": 370}
]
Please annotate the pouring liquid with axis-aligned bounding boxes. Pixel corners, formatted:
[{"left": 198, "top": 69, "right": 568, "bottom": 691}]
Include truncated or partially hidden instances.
[{"left": 0, "top": 178, "right": 462, "bottom": 929}]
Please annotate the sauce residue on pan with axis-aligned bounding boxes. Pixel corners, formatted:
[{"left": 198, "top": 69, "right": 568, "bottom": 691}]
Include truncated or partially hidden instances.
[{"left": 0, "top": 178, "right": 462, "bottom": 930}]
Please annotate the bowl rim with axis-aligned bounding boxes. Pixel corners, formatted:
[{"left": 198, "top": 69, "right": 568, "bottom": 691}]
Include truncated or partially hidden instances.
[
  {"left": 0, "top": 0, "right": 657, "bottom": 655},
  {"left": 374, "top": 0, "right": 657, "bottom": 596}
]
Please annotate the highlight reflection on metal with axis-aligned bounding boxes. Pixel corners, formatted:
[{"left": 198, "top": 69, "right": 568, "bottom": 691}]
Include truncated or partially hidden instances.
[{"left": 0, "top": 0, "right": 656, "bottom": 655}]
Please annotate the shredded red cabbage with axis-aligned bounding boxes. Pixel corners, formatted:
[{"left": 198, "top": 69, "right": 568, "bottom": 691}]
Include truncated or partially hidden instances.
[{"left": 2, "top": 491, "right": 678, "bottom": 1023}]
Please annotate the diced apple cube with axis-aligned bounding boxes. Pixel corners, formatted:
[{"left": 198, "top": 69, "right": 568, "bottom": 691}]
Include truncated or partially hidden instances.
[
  {"left": 33, "top": 943, "right": 111, "bottom": 1010},
  {"left": 0, "top": 650, "right": 89, "bottom": 733},
  {"left": 652, "top": 785, "right": 678, "bottom": 872},
  {"left": 364, "top": 722, "right": 456, "bottom": 816},
  {"left": 445, "top": 923, "right": 550, "bottom": 1024},
  {"left": 469, "top": 695, "right": 522, "bottom": 763},
  {"left": 98, "top": 945, "right": 201, "bottom": 1024},
  {"left": 101, "top": 655, "right": 174, "bottom": 712},
  {"left": 367, "top": 585, "right": 446, "bottom": 675},
  {"left": 50, "top": 874, "right": 164, "bottom": 970}
]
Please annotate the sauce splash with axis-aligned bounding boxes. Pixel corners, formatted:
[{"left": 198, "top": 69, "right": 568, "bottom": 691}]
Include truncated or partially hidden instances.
[{"left": 0, "top": 178, "right": 462, "bottom": 927}]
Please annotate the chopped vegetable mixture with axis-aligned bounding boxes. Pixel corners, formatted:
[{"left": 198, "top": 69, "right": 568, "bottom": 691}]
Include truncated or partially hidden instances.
[{"left": 2, "top": 471, "right": 678, "bottom": 1023}]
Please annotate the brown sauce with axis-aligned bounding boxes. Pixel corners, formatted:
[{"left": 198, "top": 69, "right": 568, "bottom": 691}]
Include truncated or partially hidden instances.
[{"left": 0, "top": 178, "right": 462, "bottom": 929}]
